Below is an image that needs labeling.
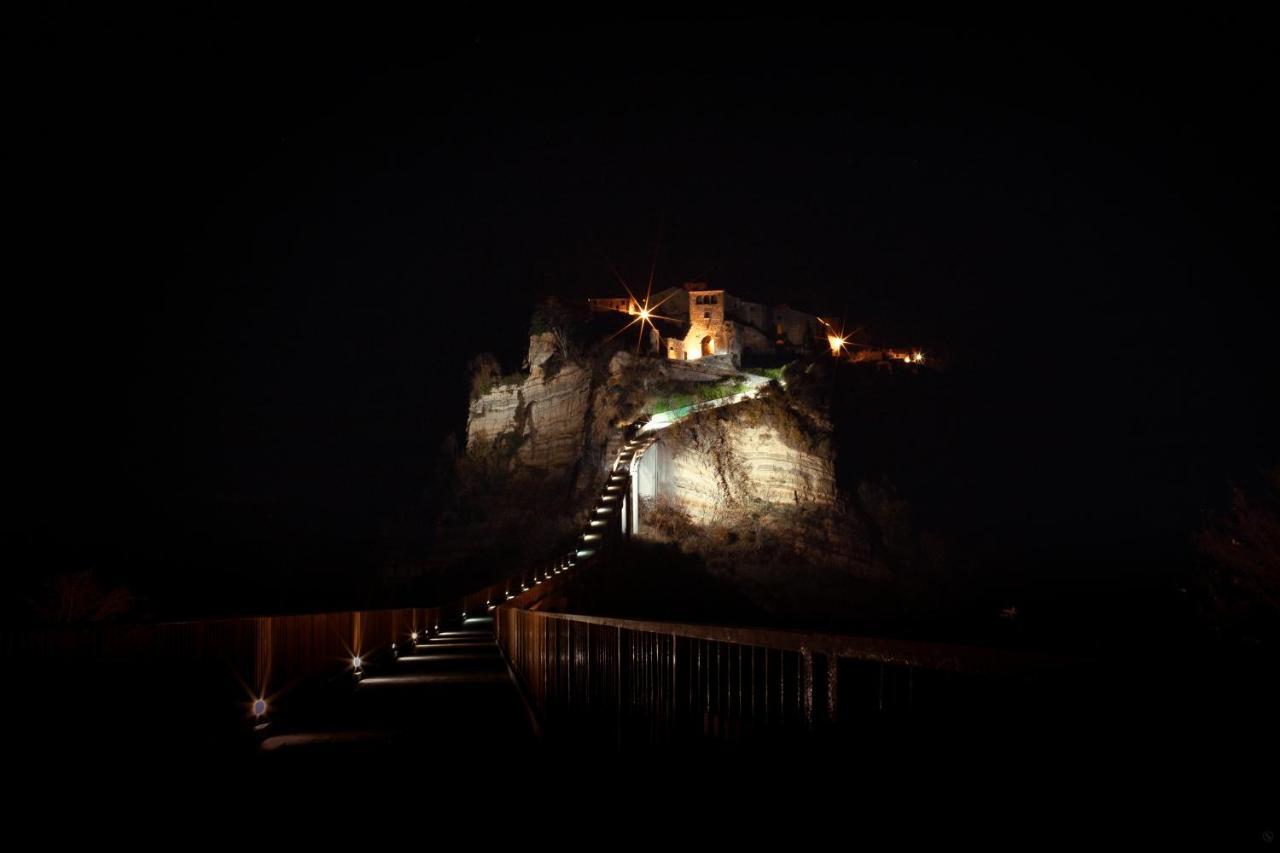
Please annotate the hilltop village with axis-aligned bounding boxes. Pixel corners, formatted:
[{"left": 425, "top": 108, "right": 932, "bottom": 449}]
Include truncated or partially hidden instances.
[{"left": 588, "top": 282, "right": 925, "bottom": 367}]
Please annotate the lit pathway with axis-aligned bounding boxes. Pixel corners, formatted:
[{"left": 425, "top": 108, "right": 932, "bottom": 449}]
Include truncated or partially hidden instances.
[
  {"left": 639, "top": 372, "right": 772, "bottom": 433},
  {"left": 258, "top": 615, "right": 538, "bottom": 756}
]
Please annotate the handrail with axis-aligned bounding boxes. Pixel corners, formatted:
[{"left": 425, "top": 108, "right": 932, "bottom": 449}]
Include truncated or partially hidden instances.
[
  {"left": 497, "top": 610, "right": 1074, "bottom": 676},
  {"left": 494, "top": 606, "right": 1083, "bottom": 746}
]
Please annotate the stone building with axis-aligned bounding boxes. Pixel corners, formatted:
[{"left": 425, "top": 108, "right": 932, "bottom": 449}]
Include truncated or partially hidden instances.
[{"left": 588, "top": 282, "right": 824, "bottom": 366}]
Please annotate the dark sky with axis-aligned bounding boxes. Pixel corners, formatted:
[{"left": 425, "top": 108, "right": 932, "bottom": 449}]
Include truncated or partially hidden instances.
[{"left": 13, "top": 12, "right": 1279, "bottom": 608}]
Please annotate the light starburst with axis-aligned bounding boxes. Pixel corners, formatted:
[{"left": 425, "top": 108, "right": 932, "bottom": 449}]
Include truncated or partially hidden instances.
[
  {"left": 817, "top": 317, "right": 859, "bottom": 358},
  {"left": 602, "top": 261, "right": 679, "bottom": 352}
]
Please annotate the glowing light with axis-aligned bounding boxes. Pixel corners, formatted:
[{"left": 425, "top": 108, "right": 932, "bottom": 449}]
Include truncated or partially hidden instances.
[
  {"left": 601, "top": 266, "right": 680, "bottom": 353},
  {"left": 828, "top": 334, "right": 846, "bottom": 356},
  {"left": 252, "top": 699, "right": 267, "bottom": 718},
  {"left": 912, "top": 351, "right": 925, "bottom": 364},
  {"left": 352, "top": 656, "right": 363, "bottom": 670},
  {"left": 410, "top": 631, "right": 418, "bottom": 641}
]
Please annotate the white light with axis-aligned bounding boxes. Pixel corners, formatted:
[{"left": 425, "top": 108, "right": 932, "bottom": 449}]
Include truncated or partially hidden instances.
[
  {"left": 253, "top": 699, "right": 267, "bottom": 718},
  {"left": 411, "top": 631, "right": 418, "bottom": 641},
  {"left": 352, "top": 656, "right": 363, "bottom": 669}
]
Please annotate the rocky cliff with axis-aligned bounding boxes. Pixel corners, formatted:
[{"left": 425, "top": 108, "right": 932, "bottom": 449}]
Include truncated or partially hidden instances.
[
  {"left": 635, "top": 380, "right": 883, "bottom": 593},
  {"left": 438, "top": 334, "right": 936, "bottom": 621},
  {"left": 646, "top": 421, "right": 837, "bottom": 522},
  {"left": 465, "top": 360, "right": 595, "bottom": 473}
]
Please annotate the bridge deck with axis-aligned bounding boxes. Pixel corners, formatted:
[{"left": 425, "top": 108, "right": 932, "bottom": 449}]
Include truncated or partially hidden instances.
[{"left": 258, "top": 616, "right": 538, "bottom": 756}]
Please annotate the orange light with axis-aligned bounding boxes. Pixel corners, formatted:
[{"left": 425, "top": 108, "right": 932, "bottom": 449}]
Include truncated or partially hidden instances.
[{"left": 828, "top": 334, "right": 846, "bottom": 356}]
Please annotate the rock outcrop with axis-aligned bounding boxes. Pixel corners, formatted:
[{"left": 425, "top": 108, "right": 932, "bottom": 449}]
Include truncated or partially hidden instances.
[
  {"left": 645, "top": 423, "right": 836, "bottom": 523},
  {"left": 466, "top": 362, "right": 594, "bottom": 472},
  {"left": 450, "top": 335, "right": 920, "bottom": 602}
]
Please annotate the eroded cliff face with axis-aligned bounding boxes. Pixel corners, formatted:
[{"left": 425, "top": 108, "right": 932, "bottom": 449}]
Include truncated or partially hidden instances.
[
  {"left": 636, "top": 388, "right": 881, "bottom": 583},
  {"left": 436, "top": 341, "right": 656, "bottom": 587},
  {"left": 466, "top": 361, "right": 595, "bottom": 473},
  {"left": 464, "top": 337, "right": 734, "bottom": 483},
  {"left": 643, "top": 422, "right": 837, "bottom": 523}
]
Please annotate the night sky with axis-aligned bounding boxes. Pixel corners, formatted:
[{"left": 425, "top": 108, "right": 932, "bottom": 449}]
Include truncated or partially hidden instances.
[{"left": 14, "top": 12, "right": 1279, "bottom": 614}]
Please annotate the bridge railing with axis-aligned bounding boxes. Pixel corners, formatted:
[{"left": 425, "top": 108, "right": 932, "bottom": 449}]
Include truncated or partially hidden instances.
[
  {"left": 495, "top": 607, "right": 1079, "bottom": 747},
  {"left": 3, "top": 604, "right": 447, "bottom": 714}
]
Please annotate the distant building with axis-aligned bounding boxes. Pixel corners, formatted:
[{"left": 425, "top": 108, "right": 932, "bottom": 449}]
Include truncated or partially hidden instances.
[{"left": 588, "top": 283, "right": 825, "bottom": 366}]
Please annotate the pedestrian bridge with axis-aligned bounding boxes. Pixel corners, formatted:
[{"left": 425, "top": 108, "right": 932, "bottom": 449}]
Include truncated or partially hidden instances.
[{"left": 3, "top": 390, "right": 1074, "bottom": 758}]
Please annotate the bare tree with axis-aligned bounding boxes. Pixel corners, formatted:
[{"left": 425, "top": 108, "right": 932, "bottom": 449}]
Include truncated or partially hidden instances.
[
  {"left": 1196, "top": 467, "right": 1280, "bottom": 629},
  {"left": 31, "top": 570, "right": 134, "bottom": 624},
  {"left": 529, "top": 296, "right": 580, "bottom": 360},
  {"left": 467, "top": 352, "right": 503, "bottom": 400}
]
